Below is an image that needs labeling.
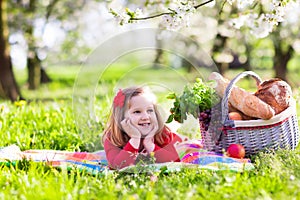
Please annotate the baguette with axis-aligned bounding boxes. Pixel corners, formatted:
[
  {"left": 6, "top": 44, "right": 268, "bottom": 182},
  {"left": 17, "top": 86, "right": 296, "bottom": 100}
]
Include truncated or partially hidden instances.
[{"left": 209, "top": 72, "right": 275, "bottom": 120}]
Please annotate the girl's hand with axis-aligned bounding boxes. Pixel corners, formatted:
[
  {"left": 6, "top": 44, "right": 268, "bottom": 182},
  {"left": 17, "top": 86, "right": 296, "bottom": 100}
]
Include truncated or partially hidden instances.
[
  {"left": 145, "top": 122, "right": 158, "bottom": 140},
  {"left": 121, "top": 118, "right": 141, "bottom": 149},
  {"left": 121, "top": 118, "right": 141, "bottom": 139},
  {"left": 143, "top": 123, "right": 158, "bottom": 152}
]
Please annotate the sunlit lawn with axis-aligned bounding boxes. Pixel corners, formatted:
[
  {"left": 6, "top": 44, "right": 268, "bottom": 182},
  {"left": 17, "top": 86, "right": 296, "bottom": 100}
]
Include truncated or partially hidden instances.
[{"left": 1, "top": 64, "right": 300, "bottom": 199}]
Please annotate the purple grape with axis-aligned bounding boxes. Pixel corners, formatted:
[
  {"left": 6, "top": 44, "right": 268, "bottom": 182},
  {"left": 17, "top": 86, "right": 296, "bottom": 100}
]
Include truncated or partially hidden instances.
[{"left": 200, "top": 112, "right": 208, "bottom": 119}]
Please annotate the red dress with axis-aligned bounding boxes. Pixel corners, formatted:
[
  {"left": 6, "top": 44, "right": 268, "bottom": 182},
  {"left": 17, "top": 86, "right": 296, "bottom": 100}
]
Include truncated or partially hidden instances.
[{"left": 104, "top": 128, "right": 182, "bottom": 169}]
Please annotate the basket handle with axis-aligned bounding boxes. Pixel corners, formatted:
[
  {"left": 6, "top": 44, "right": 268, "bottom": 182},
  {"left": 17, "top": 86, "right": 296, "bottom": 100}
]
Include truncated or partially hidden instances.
[{"left": 221, "top": 71, "right": 262, "bottom": 125}]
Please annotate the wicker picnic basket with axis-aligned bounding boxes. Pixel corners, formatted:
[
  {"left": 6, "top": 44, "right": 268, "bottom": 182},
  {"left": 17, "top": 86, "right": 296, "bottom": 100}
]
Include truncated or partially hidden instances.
[{"left": 200, "top": 71, "right": 299, "bottom": 156}]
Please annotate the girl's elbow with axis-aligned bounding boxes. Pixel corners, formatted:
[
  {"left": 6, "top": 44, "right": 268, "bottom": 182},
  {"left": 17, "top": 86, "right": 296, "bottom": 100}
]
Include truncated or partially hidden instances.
[{"left": 108, "top": 158, "right": 135, "bottom": 170}]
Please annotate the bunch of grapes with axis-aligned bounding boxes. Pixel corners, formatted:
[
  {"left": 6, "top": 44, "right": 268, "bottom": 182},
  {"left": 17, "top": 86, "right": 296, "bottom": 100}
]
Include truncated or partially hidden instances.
[
  {"left": 199, "top": 109, "right": 212, "bottom": 131},
  {"left": 199, "top": 104, "right": 224, "bottom": 149},
  {"left": 199, "top": 104, "right": 222, "bottom": 132}
]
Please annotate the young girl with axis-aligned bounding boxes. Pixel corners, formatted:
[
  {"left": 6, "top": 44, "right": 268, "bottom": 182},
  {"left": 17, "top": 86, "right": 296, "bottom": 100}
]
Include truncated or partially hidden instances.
[{"left": 102, "top": 86, "right": 182, "bottom": 170}]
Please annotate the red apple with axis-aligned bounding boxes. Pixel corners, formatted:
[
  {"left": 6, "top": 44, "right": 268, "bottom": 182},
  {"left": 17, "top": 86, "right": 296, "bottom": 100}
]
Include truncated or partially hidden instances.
[{"left": 227, "top": 144, "right": 245, "bottom": 159}]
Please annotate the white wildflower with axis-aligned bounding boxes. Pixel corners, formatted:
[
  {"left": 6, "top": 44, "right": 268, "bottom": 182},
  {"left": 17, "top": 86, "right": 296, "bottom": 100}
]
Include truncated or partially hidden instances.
[
  {"left": 290, "top": 175, "right": 295, "bottom": 181},
  {"left": 0, "top": 103, "right": 9, "bottom": 115}
]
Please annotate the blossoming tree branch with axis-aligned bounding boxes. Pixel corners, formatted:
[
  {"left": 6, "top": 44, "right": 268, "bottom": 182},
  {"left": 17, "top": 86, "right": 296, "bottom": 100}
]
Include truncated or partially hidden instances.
[{"left": 109, "top": 0, "right": 298, "bottom": 38}]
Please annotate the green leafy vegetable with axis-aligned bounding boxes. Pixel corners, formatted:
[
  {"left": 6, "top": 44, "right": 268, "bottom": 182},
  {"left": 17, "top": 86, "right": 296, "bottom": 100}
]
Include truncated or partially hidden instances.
[{"left": 166, "top": 78, "right": 219, "bottom": 123}]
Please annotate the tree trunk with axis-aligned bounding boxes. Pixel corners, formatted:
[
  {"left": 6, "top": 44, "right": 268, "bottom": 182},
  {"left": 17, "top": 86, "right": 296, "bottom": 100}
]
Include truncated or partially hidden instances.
[
  {"left": 25, "top": 0, "right": 51, "bottom": 89},
  {"left": 243, "top": 44, "right": 252, "bottom": 71},
  {"left": 211, "top": 33, "right": 228, "bottom": 75},
  {"left": 273, "top": 43, "right": 293, "bottom": 82},
  {"left": 27, "top": 53, "right": 41, "bottom": 90},
  {"left": 0, "top": 0, "right": 22, "bottom": 101},
  {"left": 153, "top": 33, "right": 164, "bottom": 69},
  {"left": 26, "top": 14, "right": 41, "bottom": 90},
  {"left": 27, "top": 49, "right": 51, "bottom": 89},
  {"left": 41, "top": 67, "right": 51, "bottom": 83}
]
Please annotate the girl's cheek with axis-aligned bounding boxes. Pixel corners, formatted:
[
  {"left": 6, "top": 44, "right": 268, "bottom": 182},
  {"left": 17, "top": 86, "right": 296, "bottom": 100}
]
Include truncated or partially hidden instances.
[
  {"left": 124, "top": 111, "right": 129, "bottom": 119},
  {"left": 129, "top": 115, "right": 137, "bottom": 122},
  {"left": 151, "top": 113, "right": 157, "bottom": 120}
]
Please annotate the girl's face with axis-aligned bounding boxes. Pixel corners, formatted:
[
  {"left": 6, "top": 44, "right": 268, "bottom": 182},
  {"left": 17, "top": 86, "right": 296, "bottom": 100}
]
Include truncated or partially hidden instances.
[{"left": 124, "top": 94, "right": 158, "bottom": 136}]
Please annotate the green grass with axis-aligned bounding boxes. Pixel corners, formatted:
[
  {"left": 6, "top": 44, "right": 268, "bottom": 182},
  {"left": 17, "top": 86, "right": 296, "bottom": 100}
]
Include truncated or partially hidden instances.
[{"left": 1, "top": 65, "right": 300, "bottom": 199}]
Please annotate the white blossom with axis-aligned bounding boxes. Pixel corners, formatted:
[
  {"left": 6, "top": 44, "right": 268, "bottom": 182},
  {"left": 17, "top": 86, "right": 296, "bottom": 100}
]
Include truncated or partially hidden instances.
[
  {"left": 229, "top": 14, "right": 249, "bottom": 29},
  {"left": 236, "top": 0, "right": 255, "bottom": 10},
  {"left": 110, "top": 0, "right": 298, "bottom": 38},
  {"left": 227, "top": 0, "right": 296, "bottom": 38},
  {"left": 134, "top": 8, "right": 143, "bottom": 17},
  {"left": 226, "top": 0, "right": 235, "bottom": 5},
  {"left": 114, "top": 11, "right": 131, "bottom": 25},
  {"left": 283, "top": 0, "right": 300, "bottom": 24},
  {"left": 160, "top": 0, "right": 196, "bottom": 30},
  {"left": 250, "top": 14, "right": 275, "bottom": 38}
]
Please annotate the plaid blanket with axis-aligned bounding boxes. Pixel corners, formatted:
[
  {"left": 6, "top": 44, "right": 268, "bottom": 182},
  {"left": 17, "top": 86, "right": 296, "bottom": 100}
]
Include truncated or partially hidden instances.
[{"left": 0, "top": 144, "right": 254, "bottom": 174}]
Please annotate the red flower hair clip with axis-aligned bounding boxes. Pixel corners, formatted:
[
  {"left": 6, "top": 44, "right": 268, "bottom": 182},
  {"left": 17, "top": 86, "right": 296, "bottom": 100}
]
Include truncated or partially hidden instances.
[{"left": 113, "top": 89, "right": 125, "bottom": 108}]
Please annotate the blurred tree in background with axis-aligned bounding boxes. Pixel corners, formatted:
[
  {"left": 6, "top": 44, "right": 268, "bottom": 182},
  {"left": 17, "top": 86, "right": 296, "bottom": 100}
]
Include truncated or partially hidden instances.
[
  {"left": 7, "top": 0, "right": 89, "bottom": 90},
  {"left": 0, "top": 0, "right": 93, "bottom": 101},
  {"left": 1, "top": 0, "right": 300, "bottom": 101},
  {"left": 110, "top": 0, "right": 300, "bottom": 81},
  {"left": 0, "top": 0, "right": 22, "bottom": 101}
]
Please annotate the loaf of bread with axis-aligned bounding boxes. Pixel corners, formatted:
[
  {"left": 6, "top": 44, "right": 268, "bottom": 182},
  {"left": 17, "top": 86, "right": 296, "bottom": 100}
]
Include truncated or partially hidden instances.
[
  {"left": 228, "top": 112, "right": 243, "bottom": 120},
  {"left": 255, "top": 78, "right": 292, "bottom": 114},
  {"left": 228, "top": 104, "right": 256, "bottom": 120},
  {"left": 209, "top": 72, "right": 275, "bottom": 120}
]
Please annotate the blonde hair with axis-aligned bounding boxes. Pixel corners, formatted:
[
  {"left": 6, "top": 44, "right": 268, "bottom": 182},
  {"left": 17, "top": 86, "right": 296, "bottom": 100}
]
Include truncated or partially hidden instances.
[{"left": 102, "top": 86, "right": 172, "bottom": 148}]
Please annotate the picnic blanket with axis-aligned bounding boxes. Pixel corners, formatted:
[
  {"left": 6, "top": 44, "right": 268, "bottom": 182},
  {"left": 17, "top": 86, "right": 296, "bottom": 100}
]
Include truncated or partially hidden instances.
[{"left": 0, "top": 143, "right": 254, "bottom": 174}]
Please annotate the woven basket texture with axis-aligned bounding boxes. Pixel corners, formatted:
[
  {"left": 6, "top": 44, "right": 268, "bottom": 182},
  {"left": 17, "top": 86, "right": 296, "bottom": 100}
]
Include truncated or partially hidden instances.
[{"left": 200, "top": 71, "right": 299, "bottom": 156}]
